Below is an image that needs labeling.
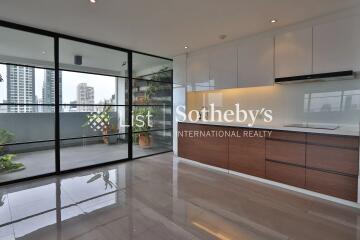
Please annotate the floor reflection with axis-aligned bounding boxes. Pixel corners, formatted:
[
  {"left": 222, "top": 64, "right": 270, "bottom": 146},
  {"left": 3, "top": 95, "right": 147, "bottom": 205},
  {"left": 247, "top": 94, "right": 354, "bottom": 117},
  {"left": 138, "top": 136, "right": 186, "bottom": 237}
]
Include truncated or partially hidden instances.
[{"left": 0, "top": 153, "right": 360, "bottom": 240}]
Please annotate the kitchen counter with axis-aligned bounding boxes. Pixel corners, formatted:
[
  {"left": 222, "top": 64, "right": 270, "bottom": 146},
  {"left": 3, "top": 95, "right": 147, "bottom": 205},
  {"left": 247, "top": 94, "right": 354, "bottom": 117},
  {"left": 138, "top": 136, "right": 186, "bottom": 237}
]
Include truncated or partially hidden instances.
[{"left": 180, "top": 120, "right": 360, "bottom": 137}]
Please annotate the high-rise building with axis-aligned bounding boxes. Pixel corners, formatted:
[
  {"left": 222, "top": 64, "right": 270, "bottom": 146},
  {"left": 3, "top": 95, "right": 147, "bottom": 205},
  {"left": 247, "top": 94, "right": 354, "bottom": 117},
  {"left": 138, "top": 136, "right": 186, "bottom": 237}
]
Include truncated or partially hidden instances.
[
  {"left": 42, "top": 70, "right": 62, "bottom": 112},
  {"left": 7, "top": 65, "right": 35, "bottom": 112},
  {"left": 77, "top": 83, "right": 94, "bottom": 112}
]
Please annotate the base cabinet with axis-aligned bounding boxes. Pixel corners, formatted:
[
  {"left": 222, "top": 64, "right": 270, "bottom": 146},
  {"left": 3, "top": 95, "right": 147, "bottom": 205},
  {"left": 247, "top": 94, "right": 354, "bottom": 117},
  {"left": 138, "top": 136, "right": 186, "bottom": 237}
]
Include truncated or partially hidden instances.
[
  {"left": 266, "top": 161, "right": 306, "bottom": 188},
  {"left": 306, "top": 169, "right": 358, "bottom": 202},
  {"left": 178, "top": 123, "right": 229, "bottom": 169},
  {"left": 178, "top": 123, "right": 359, "bottom": 202},
  {"left": 229, "top": 130, "right": 265, "bottom": 178}
]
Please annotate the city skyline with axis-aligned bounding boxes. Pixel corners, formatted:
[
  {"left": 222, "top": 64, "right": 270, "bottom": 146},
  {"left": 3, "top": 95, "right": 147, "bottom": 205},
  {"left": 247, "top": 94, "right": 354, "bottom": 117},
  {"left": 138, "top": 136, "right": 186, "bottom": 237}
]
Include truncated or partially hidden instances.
[
  {"left": 6, "top": 65, "right": 35, "bottom": 113},
  {"left": 0, "top": 64, "right": 117, "bottom": 109}
]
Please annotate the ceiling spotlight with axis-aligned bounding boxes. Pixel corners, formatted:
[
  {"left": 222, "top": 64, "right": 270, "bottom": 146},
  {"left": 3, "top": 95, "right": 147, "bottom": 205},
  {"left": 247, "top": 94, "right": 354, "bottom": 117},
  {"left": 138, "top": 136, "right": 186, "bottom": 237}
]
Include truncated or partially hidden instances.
[
  {"left": 90, "top": 0, "right": 96, "bottom": 3},
  {"left": 41, "top": 51, "right": 47, "bottom": 55},
  {"left": 184, "top": 46, "right": 188, "bottom": 49},
  {"left": 270, "top": 19, "right": 277, "bottom": 23}
]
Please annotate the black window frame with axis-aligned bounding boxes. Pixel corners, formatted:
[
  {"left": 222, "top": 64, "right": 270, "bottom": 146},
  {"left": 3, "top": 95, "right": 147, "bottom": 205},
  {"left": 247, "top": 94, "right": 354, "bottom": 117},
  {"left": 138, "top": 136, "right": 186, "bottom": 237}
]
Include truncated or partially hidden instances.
[{"left": 0, "top": 20, "right": 173, "bottom": 186}]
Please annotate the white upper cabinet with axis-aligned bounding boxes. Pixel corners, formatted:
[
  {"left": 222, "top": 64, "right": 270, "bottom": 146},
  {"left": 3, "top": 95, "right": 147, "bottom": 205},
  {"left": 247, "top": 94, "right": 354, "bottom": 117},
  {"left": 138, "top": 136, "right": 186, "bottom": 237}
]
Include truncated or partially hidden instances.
[
  {"left": 209, "top": 44, "right": 237, "bottom": 90},
  {"left": 238, "top": 35, "right": 274, "bottom": 87},
  {"left": 275, "top": 27, "right": 313, "bottom": 78},
  {"left": 186, "top": 50, "right": 210, "bottom": 92},
  {"left": 313, "top": 15, "right": 360, "bottom": 73}
]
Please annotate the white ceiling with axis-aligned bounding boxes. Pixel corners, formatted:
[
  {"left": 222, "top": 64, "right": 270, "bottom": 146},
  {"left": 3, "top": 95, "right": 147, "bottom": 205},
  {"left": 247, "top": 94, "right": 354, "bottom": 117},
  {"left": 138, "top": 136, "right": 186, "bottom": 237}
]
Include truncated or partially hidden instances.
[{"left": 0, "top": 0, "right": 359, "bottom": 58}]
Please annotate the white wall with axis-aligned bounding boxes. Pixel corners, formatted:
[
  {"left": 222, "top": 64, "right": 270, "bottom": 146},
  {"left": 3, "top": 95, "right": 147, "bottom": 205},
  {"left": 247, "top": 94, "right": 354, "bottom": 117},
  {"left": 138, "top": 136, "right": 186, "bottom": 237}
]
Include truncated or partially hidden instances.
[{"left": 173, "top": 54, "right": 187, "bottom": 155}]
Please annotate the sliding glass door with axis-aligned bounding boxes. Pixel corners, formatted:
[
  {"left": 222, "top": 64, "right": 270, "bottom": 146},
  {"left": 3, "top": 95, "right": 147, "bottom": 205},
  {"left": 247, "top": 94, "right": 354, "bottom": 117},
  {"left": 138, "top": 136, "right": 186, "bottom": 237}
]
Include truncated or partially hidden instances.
[
  {"left": 132, "top": 53, "right": 173, "bottom": 158},
  {"left": 0, "top": 26, "right": 56, "bottom": 183},
  {"left": 0, "top": 21, "right": 173, "bottom": 185},
  {"left": 58, "top": 38, "right": 130, "bottom": 170}
]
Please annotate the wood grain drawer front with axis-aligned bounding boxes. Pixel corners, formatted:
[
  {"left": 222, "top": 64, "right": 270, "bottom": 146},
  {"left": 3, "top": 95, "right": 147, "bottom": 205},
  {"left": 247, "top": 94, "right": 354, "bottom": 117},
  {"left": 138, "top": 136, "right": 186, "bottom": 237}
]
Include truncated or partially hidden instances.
[
  {"left": 268, "top": 131, "right": 306, "bottom": 142},
  {"left": 229, "top": 132, "right": 265, "bottom": 178},
  {"left": 266, "top": 139, "right": 306, "bottom": 166},
  {"left": 307, "top": 145, "right": 359, "bottom": 175},
  {"left": 307, "top": 134, "right": 359, "bottom": 149},
  {"left": 266, "top": 161, "right": 305, "bottom": 188},
  {"left": 306, "top": 169, "right": 358, "bottom": 202},
  {"left": 178, "top": 123, "right": 229, "bottom": 169}
]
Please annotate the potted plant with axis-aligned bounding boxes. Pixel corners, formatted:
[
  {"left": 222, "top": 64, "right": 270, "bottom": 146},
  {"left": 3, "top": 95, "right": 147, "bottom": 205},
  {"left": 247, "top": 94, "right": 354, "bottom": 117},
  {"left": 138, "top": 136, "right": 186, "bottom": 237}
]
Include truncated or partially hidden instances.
[
  {"left": 0, "top": 129, "right": 25, "bottom": 174},
  {"left": 133, "top": 106, "right": 153, "bottom": 148},
  {"left": 82, "top": 105, "right": 118, "bottom": 145}
]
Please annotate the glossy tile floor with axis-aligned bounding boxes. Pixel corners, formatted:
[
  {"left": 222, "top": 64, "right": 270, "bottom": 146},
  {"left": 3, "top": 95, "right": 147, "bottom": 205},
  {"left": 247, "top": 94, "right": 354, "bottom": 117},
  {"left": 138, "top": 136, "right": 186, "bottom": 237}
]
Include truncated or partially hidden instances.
[{"left": 1, "top": 153, "right": 360, "bottom": 240}]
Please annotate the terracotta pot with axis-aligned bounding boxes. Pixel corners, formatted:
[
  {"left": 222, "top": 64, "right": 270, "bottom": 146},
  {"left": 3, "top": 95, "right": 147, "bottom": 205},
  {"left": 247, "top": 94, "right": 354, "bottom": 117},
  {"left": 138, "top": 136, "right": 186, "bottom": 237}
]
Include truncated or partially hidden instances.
[
  {"left": 139, "top": 134, "right": 152, "bottom": 148},
  {"left": 102, "top": 128, "right": 109, "bottom": 144}
]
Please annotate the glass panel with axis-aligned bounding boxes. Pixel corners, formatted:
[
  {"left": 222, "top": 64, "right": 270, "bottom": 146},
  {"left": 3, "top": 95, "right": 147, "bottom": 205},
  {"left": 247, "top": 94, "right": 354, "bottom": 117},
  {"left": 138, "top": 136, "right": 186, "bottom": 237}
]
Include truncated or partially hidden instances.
[
  {"left": 59, "top": 38, "right": 128, "bottom": 77},
  {"left": 133, "top": 53, "right": 172, "bottom": 80},
  {"left": 135, "top": 70, "right": 172, "bottom": 82},
  {"left": 60, "top": 106, "right": 128, "bottom": 139},
  {"left": 60, "top": 135, "right": 128, "bottom": 171},
  {"left": 0, "top": 141, "right": 55, "bottom": 183},
  {"left": 133, "top": 130, "right": 172, "bottom": 158},
  {"left": 133, "top": 79, "right": 171, "bottom": 105},
  {"left": 133, "top": 106, "right": 172, "bottom": 131},
  {"left": 60, "top": 71, "right": 128, "bottom": 105},
  {"left": 0, "top": 106, "right": 54, "bottom": 144},
  {"left": 0, "top": 26, "right": 54, "bottom": 69},
  {"left": 0, "top": 65, "right": 56, "bottom": 105}
]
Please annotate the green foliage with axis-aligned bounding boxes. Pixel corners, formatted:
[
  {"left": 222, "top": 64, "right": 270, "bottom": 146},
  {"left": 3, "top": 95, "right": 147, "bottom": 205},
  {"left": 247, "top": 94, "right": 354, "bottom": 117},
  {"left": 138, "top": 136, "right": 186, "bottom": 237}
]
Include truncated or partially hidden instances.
[
  {"left": 0, "top": 154, "right": 24, "bottom": 173},
  {"left": 0, "top": 128, "right": 24, "bottom": 173},
  {"left": 0, "top": 129, "right": 15, "bottom": 153}
]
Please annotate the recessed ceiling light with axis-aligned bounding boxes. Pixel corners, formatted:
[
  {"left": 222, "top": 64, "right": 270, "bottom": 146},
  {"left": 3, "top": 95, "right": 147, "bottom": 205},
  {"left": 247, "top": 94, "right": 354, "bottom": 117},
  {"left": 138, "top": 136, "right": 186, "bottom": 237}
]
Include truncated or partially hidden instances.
[
  {"left": 184, "top": 46, "right": 188, "bottom": 49},
  {"left": 270, "top": 19, "right": 277, "bottom": 23},
  {"left": 90, "top": 0, "right": 96, "bottom": 4},
  {"left": 41, "top": 51, "right": 47, "bottom": 55}
]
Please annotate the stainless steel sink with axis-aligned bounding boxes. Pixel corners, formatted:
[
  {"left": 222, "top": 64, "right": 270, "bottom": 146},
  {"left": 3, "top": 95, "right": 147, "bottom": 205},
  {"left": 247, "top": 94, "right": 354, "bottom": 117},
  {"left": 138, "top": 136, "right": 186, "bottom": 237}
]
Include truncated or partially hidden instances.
[{"left": 284, "top": 123, "right": 339, "bottom": 130}]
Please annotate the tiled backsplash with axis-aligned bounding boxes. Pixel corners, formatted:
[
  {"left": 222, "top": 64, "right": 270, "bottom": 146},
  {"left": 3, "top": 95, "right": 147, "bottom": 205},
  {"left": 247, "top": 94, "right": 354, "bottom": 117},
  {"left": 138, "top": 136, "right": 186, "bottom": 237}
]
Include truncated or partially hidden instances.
[{"left": 187, "top": 78, "right": 360, "bottom": 126}]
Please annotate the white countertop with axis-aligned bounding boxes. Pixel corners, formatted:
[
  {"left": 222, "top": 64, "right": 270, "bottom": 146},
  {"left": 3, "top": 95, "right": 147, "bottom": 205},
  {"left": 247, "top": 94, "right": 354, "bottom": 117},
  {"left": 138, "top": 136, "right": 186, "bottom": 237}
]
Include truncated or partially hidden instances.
[{"left": 180, "top": 120, "right": 360, "bottom": 136}]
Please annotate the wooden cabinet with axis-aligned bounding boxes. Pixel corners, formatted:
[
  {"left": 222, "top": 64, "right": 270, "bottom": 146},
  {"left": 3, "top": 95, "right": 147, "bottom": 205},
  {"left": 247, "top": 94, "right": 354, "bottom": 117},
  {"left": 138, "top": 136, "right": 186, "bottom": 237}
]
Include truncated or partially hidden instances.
[
  {"left": 229, "top": 129, "right": 265, "bottom": 178},
  {"left": 306, "top": 134, "right": 359, "bottom": 176},
  {"left": 266, "top": 140, "right": 306, "bottom": 166},
  {"left": 209, "top": 44, "right": 237, "bottom": 90},
  {"left": 237, "top": 35, "right": 274, "bottom": 88},
  {"left": 275, "top": 27, "right": 313, "bottom": 78},
  {"left": 266, "top": 161, "right": 305, "bottom": 188},
  {"left": 178, "top": 123, "right": 229, "bottom": 169},
  {"left": 178, "top": 123, "right": 359, "bottom": 202},
  {"left": 307, "top": 134, "right": 359, "bottom": 149},
  {"left": 307, "top": 145, "right": 358, "bottom": 175},
  {"left": 313, "top": 15, "right": 360, "bottom": 73},
  {"left": 306, "top": 169, "right": 357, "bottom": 202},
  {"left": 186, "top": 50, "right": 210, "bottom": 92}
]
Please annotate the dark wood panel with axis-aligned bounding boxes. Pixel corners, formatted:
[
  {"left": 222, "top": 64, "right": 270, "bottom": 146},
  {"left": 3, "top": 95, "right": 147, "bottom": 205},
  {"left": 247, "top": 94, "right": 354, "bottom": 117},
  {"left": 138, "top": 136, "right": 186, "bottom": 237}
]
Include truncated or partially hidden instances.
[
  {"left": 307, "top": 134, "right": 359, "bottom": 149},
  {"left": 306, "top": 169, "right": 358, "bottom": 202},
  {"left": 267, "top": 131, "right": 306, "bottom": 142},
  {"left": 266, "top": 139, "right": 306, "bottom": 166},
  {"left": 307, "top": 145, "right": 359, "bottom": 175},
  {"left": 266, "top": 161, "right": 306, "bottom": 188},
  {"left": 178, "top": 123, "right": 229, "bottom": 169},
  {"left": 229, "top": 129, "right": 265, "bottom": 178}
]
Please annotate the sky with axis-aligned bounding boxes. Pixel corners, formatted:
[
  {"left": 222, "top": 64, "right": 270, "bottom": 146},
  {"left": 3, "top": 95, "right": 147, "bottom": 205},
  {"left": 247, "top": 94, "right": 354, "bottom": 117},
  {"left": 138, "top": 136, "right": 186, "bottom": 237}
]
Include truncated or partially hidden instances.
[{"left": 0, "top": 64, "right": 118, "bottom": 104}]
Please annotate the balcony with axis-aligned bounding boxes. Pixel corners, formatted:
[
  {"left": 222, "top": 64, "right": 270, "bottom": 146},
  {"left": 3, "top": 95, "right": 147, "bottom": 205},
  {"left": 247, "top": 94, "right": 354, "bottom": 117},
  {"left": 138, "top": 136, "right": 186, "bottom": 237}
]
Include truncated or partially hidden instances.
[{"left": 0, "top": 111, "right": 172, "bottom": 183}]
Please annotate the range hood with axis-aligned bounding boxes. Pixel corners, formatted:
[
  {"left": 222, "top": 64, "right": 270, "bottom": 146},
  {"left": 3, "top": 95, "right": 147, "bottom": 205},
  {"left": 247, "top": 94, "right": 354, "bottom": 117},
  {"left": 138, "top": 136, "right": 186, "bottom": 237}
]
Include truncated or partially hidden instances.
[{"left": 275, "top": 71, "right": 355, "bottom": 84}]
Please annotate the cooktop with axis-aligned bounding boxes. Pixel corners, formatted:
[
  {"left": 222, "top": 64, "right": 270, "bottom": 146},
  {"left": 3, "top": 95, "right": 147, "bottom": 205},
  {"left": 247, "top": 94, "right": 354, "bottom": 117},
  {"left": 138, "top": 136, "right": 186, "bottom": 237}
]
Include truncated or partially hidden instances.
[{"left": 284, "top": 123, "right": 339, "bottom": 130}]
